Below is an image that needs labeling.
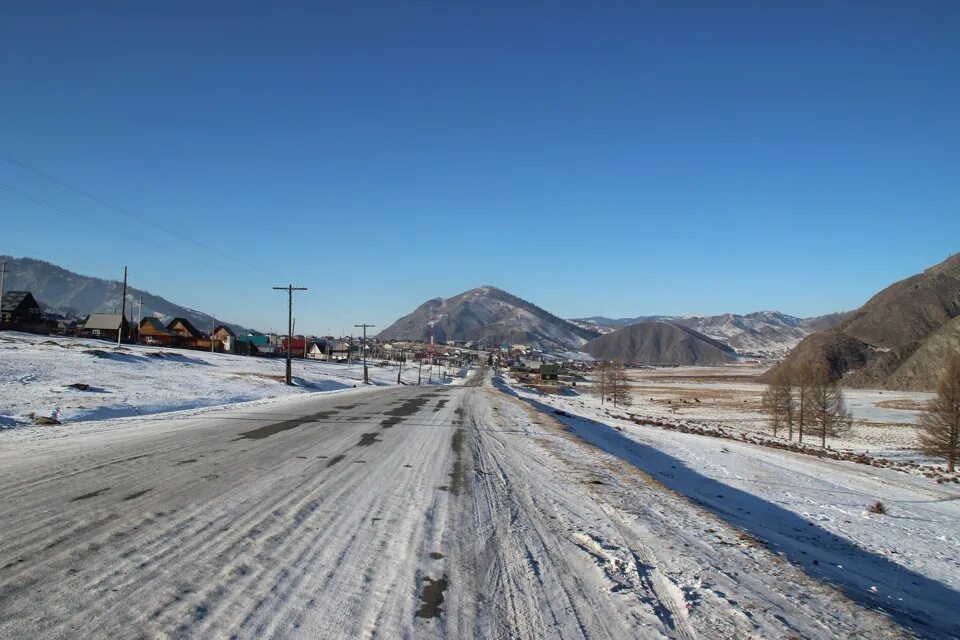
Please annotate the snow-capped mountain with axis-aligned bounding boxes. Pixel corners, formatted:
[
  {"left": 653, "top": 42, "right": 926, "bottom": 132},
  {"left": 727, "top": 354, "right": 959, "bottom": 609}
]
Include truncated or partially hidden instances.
[
  {"left": 573, "top": 311, "right": 847, "bottom": 355},
  {"left": 378, "top": 286, "right": 599, "bottom": 350}
]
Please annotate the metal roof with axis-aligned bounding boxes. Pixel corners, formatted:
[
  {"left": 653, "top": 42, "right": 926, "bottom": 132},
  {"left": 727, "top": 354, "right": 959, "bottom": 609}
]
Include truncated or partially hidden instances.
[
  {"left": 84, "top": 313, "right": 125, "bottom": 331},
  {"left": 1, "top": 291, "right": 38, "bottom": 313}
]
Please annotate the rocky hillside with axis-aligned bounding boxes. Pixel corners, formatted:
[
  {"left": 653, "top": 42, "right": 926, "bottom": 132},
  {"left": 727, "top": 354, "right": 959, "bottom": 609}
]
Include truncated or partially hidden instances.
[
  {"left": 0, "top": 256, "right": 253, "bottom": 335},
  {"left": 573, "top": 311, "right": 846, "bottom": 355},
  {"left": 378, "top": 286, "right": 598, "bottom": 350},
  {"left": 582, "top": 321, "right": 738, "bottom": 366},
  {"left": 768, "top": 253, "right": 960, "bottom": 391}
]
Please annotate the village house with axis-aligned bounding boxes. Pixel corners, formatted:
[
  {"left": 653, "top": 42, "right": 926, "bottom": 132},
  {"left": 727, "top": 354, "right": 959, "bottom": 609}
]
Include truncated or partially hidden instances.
[
  {"left": 166, "top": 317, "right": 209, "bottom": 350},
  {"left": 212, "top": 325, "right": 236, "bottom": 353},
  {"left": 82, "top": 313, "right": 131, "bottom": 342},
  {"left": 1, "top": 291, "right": 45, "bottom": 331},
  {"left": 138, "top": 317, "right": 177, "bottom": 346},
  {"left": 235, "top": 334, "right": 273, "bottom": 356}
]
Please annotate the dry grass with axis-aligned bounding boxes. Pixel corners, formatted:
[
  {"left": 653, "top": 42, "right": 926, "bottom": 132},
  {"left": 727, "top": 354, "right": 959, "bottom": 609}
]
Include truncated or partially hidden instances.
[{"left": 874, "top": 398, "right": 927, "bottom": 411}]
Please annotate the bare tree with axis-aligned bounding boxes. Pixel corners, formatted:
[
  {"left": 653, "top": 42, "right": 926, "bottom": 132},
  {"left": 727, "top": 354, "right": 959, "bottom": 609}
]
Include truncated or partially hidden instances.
[
  {"left": 762, "top": 367, "right": 795, "bottom": 438},
  {"left": 592, "top": 361, "right": 610, "bottom": 405},
  {"left": 808, "top": 366, "right": 852, "bottom": 447},
  {"left": 919, "top": 352, "right": 960, "bottom": 472},
  {"left": 608, "top": 360, "right": 632, "bottom": 408},
  {"left": 790, "top": 362, "right": 816, "bottom": 443}
]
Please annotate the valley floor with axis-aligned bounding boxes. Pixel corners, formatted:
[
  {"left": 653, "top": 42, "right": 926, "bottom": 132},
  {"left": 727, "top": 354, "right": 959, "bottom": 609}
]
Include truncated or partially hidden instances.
[{"left": 1, "top": 369, "right": 957, "bottom": 638}]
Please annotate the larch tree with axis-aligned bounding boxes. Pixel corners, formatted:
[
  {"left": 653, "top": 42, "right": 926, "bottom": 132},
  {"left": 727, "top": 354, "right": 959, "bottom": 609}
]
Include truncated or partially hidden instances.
[
  {"left": 790, "top": 362, "right": 816, "bottom": 443},
  {"left": 807, "top": 366, "right": 853, "bottom": 448},
  {"left": 608, "top": 360, "right": 632, "bottom": 408},
  {"left": 592, "top": 361, "right": 610, "bottom": 405},
  {"left": 919, "top": 352, "right": 960, "bottom": 472},
  {"left": 762, "top": 367, "right": 795, "bottom": 439}
]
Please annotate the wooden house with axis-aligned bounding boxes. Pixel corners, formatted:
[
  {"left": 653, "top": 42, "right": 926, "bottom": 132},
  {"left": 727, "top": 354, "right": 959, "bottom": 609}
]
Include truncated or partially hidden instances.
[
  {"left": 212, "top": 325, "right": 236, "bottom": 353},
  {"left": 82, "top": 313, "right": 130, "bottom": 342},
  {"left": 1, "top": 291, "right": 45, "bottom": 331},
  {"left": 166, "top": 317, "right": 205, "bottom": 349},
  {"left": 139, "top": 317, "right": 177, "bottom": 346}
]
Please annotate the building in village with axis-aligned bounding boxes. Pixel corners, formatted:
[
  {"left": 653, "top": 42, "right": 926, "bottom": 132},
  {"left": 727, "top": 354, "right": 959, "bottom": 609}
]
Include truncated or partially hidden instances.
[
  {"left": 235, "top": 334, "right": 273, "bottom": 356},
  {"left": 1, "top": 291, "right": 45, "bottom": 331},
  {"left": 212, "top": 325, "right": 237, "bottom": 353},
  {"left": 138, "top": 317, "right": 178, "bottom": 346},
  {"left": 82, "top": 313, "right": 131, "bottom": 342},
  {"left": 166, "top": 318, "right": 210, "bottom": 350}
]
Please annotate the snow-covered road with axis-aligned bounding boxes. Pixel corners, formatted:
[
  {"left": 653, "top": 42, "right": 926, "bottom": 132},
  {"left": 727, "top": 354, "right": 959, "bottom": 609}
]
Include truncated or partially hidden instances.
[{"left": 0, "top": 372, "right": 918, "bottom": 638}]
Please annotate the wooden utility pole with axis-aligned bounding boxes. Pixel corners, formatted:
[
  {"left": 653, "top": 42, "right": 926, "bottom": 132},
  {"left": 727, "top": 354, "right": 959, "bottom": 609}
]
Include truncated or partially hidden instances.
[
  {"left": 354, "top": 323, "right": 375, "bottom": 384},
  {"left": 273, "top": 285, "right": 307, "bottom": 385},
  {"left": 211, "top": 315, "right": 216, "bottom": 352},
  {"left": 0, "top": 261, "right": 6, "bottom": 330},
  {"left": 397, "top": 348, "right": 404, "bottom": 384},
  {"left": 137, "top": 297, "right": 143, "bottom": 344},
  {"left": 118, "top": 266, "right": 127, "bottom": 347}
]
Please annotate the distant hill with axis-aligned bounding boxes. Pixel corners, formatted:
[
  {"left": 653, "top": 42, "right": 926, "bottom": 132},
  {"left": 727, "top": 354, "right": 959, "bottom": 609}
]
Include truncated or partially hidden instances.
[
  {"left": 767, "top": 253, "right": 960, "bottom": 391},
  {"left": 378, "top": 286, "right": 598, "bottom": 350},
  {"left": 0, "top": 256, "right": 255, "bottom": 335},
  {"left": 572, "top": 311, "right": 847, "bottom": 355},
  {"left": 582, "top": 321, "right": 738, "bottom": 366}
]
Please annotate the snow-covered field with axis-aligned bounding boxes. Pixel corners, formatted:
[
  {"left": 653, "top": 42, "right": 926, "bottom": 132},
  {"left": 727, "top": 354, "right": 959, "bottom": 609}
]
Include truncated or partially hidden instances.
[
  {"left": 502, "top": 376, "right": 960, "bottom": 638},
  {"left": 0, "top": 331, "right": 453, "bottom": 427},
  {"left": 624, "top": 366, "right": 937, "bottom": 459}
]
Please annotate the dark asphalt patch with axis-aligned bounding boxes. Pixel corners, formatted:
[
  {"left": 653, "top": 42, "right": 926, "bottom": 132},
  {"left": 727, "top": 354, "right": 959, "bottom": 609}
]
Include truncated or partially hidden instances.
[
  {"left": 415, "top": 574, "right": 449, "bottom": 619},
  {"left": 326, "top": 455, "right": 345, "bottom": 468},
  {"left": 429, "top": 551, "right": 444, "bottom": 560},
  {"left": 433, "top": 399, "right": 448, "bottom": 412},
  {"left": 233, "top": 411, "right": 337, "bottom": 441},
  {"left": 357, "top": 433, "right": 381, "bottom": 447},
  {"left": 123, "top": 489, "right": 153, "bottom": 501},
  {"left": 448, "top": 428, "right": 468, "bottom": 496},
  {"left": 176, "top": 459, "right": 197, "bottom": 465},
  {"left": 379, "top": 396, "right": 432, "bottom": 428},
  {"left": 70, "top": 488, "right": 110, "bottom": 502}
]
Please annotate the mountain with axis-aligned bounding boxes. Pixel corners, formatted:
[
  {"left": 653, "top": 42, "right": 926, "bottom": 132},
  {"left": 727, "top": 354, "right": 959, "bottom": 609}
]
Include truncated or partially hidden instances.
[
  {"left": 572, "top": 311, "right": 847, "bottom": 355},
  {"left": 768, "top": 253, "right": 960, "bottom": 391},
  {"left": 582, "top": 321, "right": 738, "bottom": 366},
  {"left": 377, "top": 286, "right": 599, "bottom": 350},
  {"left": 0, "top": 256, "right": 255, "bottom": 335}
]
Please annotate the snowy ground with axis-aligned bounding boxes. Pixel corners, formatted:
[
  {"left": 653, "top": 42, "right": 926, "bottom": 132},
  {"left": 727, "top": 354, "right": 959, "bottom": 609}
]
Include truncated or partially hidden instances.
[
  {"left": 0, "top": 371, "right": 919, "bottom": 639},
  {"left": 502, "top": 376, "right": 960, "bottom": 638},
  {"left": 624, "top": 366, "right": 937, "bottom": 460},
  {"left": 0, "top": 331, "right": 455, "bottom": 427}
]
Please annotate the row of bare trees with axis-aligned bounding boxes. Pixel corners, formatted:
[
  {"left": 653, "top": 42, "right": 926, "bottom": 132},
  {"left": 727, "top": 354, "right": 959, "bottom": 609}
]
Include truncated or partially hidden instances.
[
  {"left": 592, "top": 360, "right": 632, "bottom": 407},
  {"left": 764, "top": 353, "right": 960, "bottom": 471},
  {"left": 761, "top": 362, "right": 852, "bottom": 447}
]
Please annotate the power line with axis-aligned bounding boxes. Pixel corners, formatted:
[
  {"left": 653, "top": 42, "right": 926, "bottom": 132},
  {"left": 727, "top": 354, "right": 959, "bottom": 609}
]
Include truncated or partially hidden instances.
[
  {"left": 0, "top": 182, "right": 272, "bottom": 279},
  {"left": 0, "top": 153, "right": 279, "bottom": 278}
]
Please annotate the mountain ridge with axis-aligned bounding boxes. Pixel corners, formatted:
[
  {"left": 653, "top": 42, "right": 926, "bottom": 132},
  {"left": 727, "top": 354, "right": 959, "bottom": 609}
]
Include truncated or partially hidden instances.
[
  {"left": 378, "top": 286, "right": 598, "bottom": 350},
  {"left": 0, "top": 256, "right": 255, "bottom": 336}
]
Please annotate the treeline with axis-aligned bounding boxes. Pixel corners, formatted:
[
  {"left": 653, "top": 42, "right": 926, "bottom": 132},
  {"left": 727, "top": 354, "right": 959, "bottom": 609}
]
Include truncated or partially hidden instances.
[
  {"left": 764, "top": 354, "right": 960, "bottom": 472},
  {"left": 761, "top": 363, "right": 852, "bottom": 448}
]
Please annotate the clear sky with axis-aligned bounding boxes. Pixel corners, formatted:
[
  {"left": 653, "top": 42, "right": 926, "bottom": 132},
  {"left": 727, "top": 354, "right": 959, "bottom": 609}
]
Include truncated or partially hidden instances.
[{"left": 2, "top": 1, "right": 958, "bottom": 334}]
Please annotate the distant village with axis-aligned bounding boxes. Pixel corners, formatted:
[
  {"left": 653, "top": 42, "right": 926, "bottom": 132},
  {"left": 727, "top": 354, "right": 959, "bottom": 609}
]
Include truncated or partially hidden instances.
[{"left": 1, "top": 288, "right": 587, "bottom": 389}]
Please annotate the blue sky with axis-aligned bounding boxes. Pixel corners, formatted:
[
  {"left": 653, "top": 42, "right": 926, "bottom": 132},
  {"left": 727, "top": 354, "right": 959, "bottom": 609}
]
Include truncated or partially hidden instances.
[{"left": 2, "top": 1, "right": 958, "bottom": 334}]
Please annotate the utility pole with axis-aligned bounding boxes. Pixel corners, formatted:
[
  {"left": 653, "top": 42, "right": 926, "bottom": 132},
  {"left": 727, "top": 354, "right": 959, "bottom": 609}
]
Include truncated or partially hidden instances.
[
  {"left": 118, "top": 266, "right": 127, "bottom": 347},
  {"left": 137, "top": 297, "right": 143, "bottom": 344},
  {"left": 397, "top": 348, "right": 404, "bottom": 384},
  {"left": 0, "top": 261, "right": 6, "bottom": 330},
  {"left": 211, "top": 315, "right": 216, "bottom": 352},
  {"left": 418, "top": 361, "right": 422, "bottom": 386},
  {"left": 273, "top": 284, "right": 307, "bottom": 385},
  {"left": 354, "top": 323, "right": 375, "bottom": 384}
]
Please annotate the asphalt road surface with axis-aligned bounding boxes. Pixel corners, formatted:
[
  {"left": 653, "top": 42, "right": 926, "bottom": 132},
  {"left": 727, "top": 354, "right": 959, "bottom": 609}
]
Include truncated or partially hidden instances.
[{"left": 0, "top": 372, "right": 905, "bottom": 639}]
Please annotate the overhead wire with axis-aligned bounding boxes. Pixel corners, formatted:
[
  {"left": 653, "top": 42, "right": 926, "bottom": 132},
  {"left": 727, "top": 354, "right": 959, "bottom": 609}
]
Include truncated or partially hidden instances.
[{"left": 0, "top": 153, "right": 280, "bottom": 278}]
